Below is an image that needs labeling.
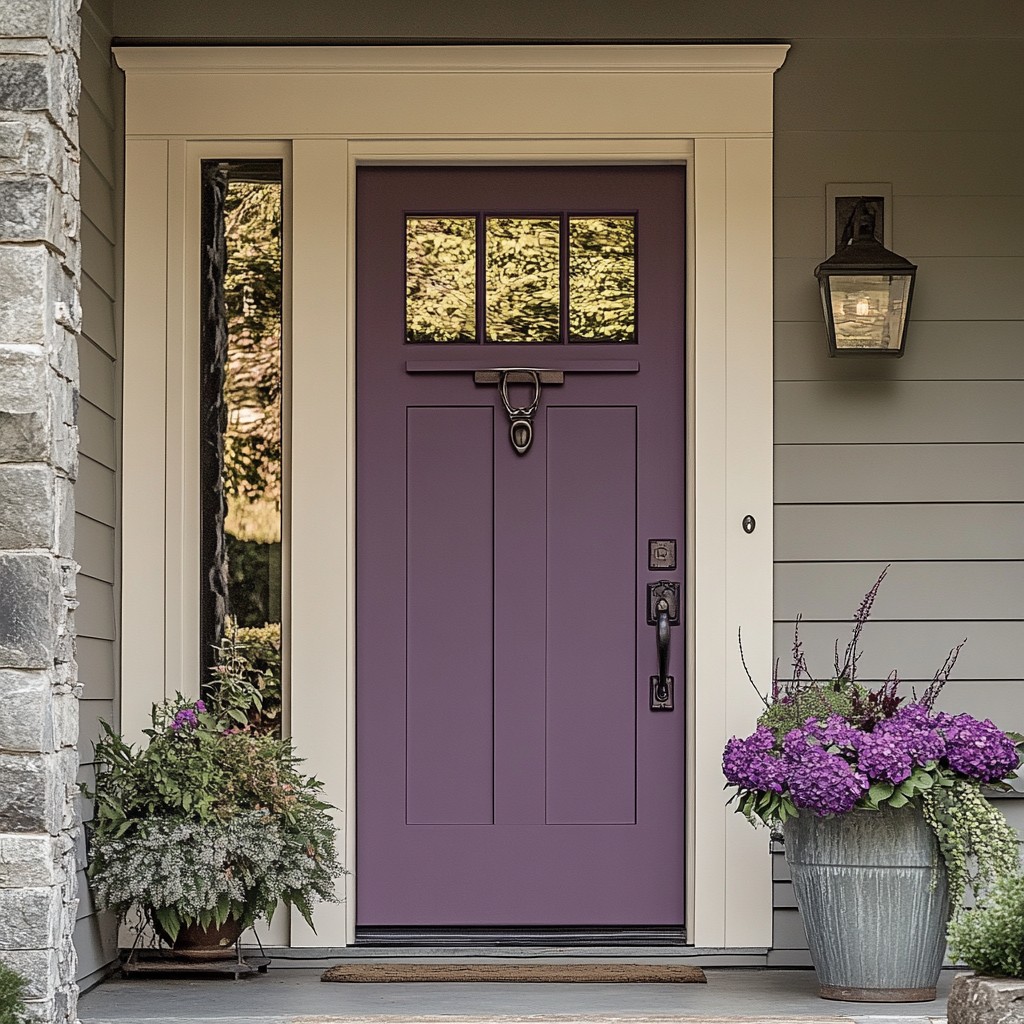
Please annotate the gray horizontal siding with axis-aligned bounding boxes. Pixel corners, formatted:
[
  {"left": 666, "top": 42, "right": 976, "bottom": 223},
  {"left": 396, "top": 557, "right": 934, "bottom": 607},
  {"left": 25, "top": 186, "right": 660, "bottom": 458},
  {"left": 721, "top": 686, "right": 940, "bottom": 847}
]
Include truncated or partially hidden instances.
[
  {"left": 775, "top": 563, "right": 1024, "bottom": 622},
  {"left": 776, "top": 382, "right": 1024, "bottom": 444},
  {"left": 78, "top": 400, "right": 117, "bottom": 470},
  {"left": 771, "top": 620, "right": 1024, "bottom": 682},
  {"left": 75, "top": 0, "right": 120, "bottom": 988},
  {"left": 79, "top": 340, "right": 117, "bottom": 415},
  {"left": 777, "top": 505, "right": 1024, "bottom": 561},
  {"left": 775, "top": 131, "right": 1024, "bottom": 198},
  {"left": 777, "top": 445, "right": 1024, "bottom": 504},
  {"left": 775, "top": 321, "right": 1024, "bottom": 382},
  {"left": 77, "top": 455, "right": 116, "bottom": 525},
  {"left": 776, "top": 197, "right": 1024, "bottom": 260}
]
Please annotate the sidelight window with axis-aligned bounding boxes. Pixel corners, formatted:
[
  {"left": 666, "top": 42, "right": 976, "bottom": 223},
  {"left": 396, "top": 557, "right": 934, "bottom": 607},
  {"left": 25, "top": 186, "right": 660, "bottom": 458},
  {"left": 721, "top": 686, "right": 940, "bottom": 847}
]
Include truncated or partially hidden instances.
[{"left": 199, "top": 160, "right": 283, "bottom": 734}]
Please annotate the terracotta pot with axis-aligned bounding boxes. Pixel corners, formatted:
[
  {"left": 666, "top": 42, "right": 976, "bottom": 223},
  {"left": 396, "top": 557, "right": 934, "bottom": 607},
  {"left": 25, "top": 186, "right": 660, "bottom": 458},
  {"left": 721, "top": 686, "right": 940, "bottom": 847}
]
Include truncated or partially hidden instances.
[{"left": 154, "top": 917, "right": 246, "bottom": 960}]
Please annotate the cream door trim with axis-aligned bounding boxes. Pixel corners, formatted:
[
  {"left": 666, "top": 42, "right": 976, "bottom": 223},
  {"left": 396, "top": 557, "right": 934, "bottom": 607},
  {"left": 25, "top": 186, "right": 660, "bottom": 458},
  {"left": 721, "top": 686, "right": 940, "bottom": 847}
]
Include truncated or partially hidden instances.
[{"left": 116, "top": 43, "right": 786, "bottom": 949}]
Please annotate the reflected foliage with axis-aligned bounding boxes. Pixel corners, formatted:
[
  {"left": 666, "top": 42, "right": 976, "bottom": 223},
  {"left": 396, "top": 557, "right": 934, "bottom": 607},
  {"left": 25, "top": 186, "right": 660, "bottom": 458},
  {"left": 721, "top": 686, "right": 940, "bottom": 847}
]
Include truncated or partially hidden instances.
[
  {"left": 485, "top": 217, "right": 560, "bottom": 343},
  {"left": 405, "top": 213, "right": 638, "bottom": 345},
  {"left": 208, "top": 621, "right": 283, "bottom": 737},
  {"left": 569, "top": 217, "right": 636, "bottom": 343},
  {"left": 223, "top": 182, "right": 282, "bottom": 535},
  {"left": 406, "top": 217, "right": 476, "bottom": 343}
]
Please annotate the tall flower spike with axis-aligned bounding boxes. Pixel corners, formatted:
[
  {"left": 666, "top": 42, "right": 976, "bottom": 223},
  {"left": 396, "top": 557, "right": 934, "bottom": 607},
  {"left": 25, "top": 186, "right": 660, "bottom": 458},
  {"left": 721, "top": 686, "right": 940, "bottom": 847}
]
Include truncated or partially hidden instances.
[
  {"left": 917, "top": 640, "right": 967, "bottom": 710},
  {"left": 836, "top": 564, "right": 889, "bottom": 681}
]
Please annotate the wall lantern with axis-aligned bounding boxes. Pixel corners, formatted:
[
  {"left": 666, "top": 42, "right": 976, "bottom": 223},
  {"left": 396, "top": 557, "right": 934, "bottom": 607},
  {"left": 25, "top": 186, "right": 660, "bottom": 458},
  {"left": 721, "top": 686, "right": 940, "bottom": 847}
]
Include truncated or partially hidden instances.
[{"left": 814, "top": 198, "right": 917, "bottom": 357}]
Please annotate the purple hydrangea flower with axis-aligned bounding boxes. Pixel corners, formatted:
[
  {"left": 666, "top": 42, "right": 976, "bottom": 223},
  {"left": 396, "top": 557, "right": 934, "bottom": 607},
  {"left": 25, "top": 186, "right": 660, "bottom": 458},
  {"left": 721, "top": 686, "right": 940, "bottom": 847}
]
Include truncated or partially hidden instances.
[
  {"left": 722, "top": 726, "right": 785, "bottom": 794},
  {"left": 194, "top": 699, "right": 207, "bottom": 713},
  {"left": 938, "top": 713, "right": 1019, "bottom": 782},
  {"left": 810, "top": 714, "right": 862, "bottom": 752},
  {"left": 785, "top": 744, "right": 868, "bottom": 815},
  {"left": 887, "top": 703, "right": 947, "bottom": 765},
  {"left": 857, "top": 728, "right": 913, "bottom": 784}
]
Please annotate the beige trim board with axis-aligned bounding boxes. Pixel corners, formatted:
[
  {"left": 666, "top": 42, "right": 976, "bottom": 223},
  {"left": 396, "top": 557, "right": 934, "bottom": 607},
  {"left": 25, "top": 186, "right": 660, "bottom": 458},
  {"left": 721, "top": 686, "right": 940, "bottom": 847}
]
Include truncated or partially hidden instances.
[{"left": 117, "top": 43, "right": 783, "bottom": 952}]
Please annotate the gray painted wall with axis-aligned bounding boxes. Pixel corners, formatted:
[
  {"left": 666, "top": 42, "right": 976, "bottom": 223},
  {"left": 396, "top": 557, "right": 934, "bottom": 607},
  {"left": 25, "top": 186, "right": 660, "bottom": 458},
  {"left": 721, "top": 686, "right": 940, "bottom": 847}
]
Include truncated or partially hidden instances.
[
  {"left": 80, "top": 0, "right": 1023, "bottom": 963},
  {"left": 74, "top": 0, "right": 120, "bottom": 990}
]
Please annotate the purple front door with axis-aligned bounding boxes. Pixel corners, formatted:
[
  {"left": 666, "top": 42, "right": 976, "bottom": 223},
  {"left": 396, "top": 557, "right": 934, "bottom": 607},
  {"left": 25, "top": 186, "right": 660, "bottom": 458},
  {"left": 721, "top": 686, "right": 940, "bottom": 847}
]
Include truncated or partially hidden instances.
[{"left": 356, "top": 166, "right": 686, "bottom": 928}]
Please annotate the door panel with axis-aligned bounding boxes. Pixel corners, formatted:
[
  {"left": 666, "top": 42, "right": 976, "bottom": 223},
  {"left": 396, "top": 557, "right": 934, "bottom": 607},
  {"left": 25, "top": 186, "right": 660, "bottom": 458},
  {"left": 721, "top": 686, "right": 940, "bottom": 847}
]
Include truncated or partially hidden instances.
[
  {"left": 357, "top": 165, "right": 686, "bottom": 927},
  {"left": 545, "top": 405, "right": 637, "bottom": 826},
  {"left": 406, "top": 406, "right": 494, "bottom": 825}
]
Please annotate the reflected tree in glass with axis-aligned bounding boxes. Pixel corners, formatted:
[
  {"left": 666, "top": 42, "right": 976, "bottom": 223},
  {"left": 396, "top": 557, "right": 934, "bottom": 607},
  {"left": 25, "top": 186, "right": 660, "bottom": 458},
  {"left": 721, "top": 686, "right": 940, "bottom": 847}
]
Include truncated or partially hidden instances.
[
  {"left": 485, "top": 217, "right": 560, "bottom": 343},
  {"left": 406, "top": 217, "right": 476, "bottom": 343},
  {"left": 569, "top": 216, "right": 636, "bottom": 343}
]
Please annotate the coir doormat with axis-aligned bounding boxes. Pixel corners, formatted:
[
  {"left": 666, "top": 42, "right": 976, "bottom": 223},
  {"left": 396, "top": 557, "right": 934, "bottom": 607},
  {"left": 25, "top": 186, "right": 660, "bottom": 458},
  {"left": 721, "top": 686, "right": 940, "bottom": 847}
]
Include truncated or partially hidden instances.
[{"left": 321, "top": 963, "right": 707, "bottom": 983}]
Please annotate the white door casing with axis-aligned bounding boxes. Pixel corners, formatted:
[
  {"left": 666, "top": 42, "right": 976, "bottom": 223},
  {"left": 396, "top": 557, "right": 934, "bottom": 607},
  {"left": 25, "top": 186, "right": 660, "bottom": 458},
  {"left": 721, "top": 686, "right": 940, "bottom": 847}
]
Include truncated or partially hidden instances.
[{"left": 115, "top": 43, "right": 787, "bottom": 948}]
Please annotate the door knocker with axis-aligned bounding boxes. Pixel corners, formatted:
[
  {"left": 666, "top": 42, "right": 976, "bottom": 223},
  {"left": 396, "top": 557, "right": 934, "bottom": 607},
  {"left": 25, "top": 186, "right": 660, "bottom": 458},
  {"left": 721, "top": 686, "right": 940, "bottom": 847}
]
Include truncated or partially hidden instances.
[{"left": 499, "top": 369, "right": 541, "bottom": 456}]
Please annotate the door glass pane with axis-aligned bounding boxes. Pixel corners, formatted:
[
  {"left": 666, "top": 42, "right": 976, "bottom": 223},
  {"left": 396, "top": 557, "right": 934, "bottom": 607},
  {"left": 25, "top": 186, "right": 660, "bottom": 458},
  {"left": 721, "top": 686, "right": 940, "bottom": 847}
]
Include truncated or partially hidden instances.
[
  {"left": 200, "top": 160, "right": 283, "bottom": 736},
  {"left": 406, "top": 216, "right": 477, "bottom": 343},
  {"left": 569, "top": 216, "right": 636, "bottom": 343},
  {"left": 485, "top": 216, "right": 560, "bottom": 343}
]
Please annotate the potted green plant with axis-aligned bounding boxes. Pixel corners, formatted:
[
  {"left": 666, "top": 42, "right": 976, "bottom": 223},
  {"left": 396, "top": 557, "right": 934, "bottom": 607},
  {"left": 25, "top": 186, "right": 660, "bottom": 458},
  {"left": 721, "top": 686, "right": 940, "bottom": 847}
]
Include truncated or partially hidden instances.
[
  {"left": 84, "top": 642, "right": 343, "bottom": 956},
  {"left": 723, "top": 568, "right": 1022, "bottom": 1002},
  {"left": 0, "top": 962, "right": 28, "bottom": 1024},
  {"left": 945, "top": 873, "right": 1024, "bottom": 1024}
]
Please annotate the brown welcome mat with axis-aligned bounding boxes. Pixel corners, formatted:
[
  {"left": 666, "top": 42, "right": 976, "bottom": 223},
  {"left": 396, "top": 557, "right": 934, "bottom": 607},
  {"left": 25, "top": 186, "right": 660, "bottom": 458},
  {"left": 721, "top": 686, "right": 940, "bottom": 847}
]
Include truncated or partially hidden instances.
[{"left": 321, "top": 963, "right": 707, "bottom": 984}]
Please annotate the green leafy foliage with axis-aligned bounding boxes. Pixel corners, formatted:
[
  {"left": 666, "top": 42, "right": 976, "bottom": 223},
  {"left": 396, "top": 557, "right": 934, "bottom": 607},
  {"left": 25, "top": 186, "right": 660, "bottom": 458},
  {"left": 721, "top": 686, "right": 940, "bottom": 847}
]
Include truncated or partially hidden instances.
[
  {"left": 0, "top": 962, "right": 29, "bottom": 1024},
  {"left": 222, "top": 181, "right": 282, "bottom": 513},
  {"left": 84, "top": 668, "right": 342, "bottom": 943},
  {"left": 948, "top": 870, "right": 1024, "bottom": 977},
  {"left": 206, "top": 622, "right": 281, "bottom": 736},
  {"left": 922, "top": 778, "right": 1021, "bottom": 916},
  {"left": 757, "top": 680, "right": 861, "bottom": 737}
]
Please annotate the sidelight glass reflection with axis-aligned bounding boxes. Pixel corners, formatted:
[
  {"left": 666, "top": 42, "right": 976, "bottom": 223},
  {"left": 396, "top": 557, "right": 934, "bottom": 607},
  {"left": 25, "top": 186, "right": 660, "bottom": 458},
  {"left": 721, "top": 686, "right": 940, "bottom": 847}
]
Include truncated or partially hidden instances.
[
  {"left": 569, "top": 216, "right": 636, "bottom": 343},
  {"left": 406, "top": 217, "right": 477, "bottom": 343},
  {"left": 200, "top": 160, "right": 283, "bottom": 735},
  {"left": 485, "top": 217, "right": 560, "bottom": 343}
]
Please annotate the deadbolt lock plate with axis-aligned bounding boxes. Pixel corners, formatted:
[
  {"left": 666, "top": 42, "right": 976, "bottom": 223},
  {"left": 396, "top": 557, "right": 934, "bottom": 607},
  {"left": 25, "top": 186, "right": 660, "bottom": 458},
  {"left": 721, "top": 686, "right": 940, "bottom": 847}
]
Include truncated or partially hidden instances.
[{"left": 647, "top": 581, "right": 681, "bottom": 625}]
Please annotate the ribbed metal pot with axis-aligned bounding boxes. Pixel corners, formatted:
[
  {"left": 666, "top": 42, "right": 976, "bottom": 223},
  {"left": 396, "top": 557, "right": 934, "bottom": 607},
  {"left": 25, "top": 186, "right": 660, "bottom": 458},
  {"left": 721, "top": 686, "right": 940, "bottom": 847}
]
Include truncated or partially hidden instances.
[{"left": 783, "top": 804, "right": 949, "bottom": 1002}]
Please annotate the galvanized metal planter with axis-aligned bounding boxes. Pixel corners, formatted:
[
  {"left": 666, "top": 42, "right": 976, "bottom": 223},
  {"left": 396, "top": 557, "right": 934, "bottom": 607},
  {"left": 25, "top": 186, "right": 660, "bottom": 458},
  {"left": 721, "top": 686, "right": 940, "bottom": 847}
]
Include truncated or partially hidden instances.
[{"left": 784, "top": 804, "right": 949, "bottom": 1002}]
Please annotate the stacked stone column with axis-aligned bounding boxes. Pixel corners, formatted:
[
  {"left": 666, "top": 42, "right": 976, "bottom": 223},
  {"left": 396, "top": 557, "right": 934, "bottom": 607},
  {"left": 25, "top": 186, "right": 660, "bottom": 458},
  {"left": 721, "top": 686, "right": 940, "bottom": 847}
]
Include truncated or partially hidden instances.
[{"left": 0, "top": 0, "right": 82, "bottom": 1021}]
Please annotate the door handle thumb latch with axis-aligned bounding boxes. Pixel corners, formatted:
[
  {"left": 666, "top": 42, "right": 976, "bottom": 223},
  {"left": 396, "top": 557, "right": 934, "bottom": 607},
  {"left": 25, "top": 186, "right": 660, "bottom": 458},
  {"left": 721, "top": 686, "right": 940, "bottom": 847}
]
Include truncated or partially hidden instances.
[{"left": 647, "top": 581, "right": 680, "bottom": 711}]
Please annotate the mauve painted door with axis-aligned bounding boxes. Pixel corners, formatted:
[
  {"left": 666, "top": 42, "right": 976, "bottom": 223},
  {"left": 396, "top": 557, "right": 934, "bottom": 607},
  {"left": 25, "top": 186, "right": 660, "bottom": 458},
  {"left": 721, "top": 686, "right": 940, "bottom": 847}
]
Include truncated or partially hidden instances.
[{"left": 356, "top": 166, "right": 685, "bottom": 926}]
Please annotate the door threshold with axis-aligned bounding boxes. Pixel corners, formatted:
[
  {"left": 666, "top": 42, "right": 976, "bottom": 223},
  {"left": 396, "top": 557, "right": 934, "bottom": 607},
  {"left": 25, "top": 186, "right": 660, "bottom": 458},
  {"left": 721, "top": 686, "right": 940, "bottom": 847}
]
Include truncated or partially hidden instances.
[
  {"left": 355, "top": 928, "right": 686, "bottom": 948},
  {"left": 243, "top": 945, "right": 772, "bottom": 966}
]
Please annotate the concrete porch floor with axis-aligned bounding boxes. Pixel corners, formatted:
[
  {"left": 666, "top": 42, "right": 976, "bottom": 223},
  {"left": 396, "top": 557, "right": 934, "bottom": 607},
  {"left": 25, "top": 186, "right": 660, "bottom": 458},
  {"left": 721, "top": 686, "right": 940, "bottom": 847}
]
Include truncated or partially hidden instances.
[{"left": 78, "top": 963, "right": 957, "bottom": 1024}]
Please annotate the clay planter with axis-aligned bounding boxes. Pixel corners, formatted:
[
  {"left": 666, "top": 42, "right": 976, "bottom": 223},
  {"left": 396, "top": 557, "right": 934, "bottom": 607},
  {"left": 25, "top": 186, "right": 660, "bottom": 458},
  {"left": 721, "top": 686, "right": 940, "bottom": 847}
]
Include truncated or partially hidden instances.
[
  {"left": 154, "top": 917, "right": 246, "bottom": 960},
  {"left": 784, "top": 804, "right": 949, "bottom": 1002}
]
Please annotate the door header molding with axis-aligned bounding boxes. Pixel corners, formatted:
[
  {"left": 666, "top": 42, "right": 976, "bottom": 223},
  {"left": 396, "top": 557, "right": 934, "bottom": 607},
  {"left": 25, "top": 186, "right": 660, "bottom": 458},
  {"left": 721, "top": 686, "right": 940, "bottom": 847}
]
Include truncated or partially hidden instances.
[
  {"left": 115, "top": 43, "right": 788, "bottom": 141},
  {"left": 114, "top": 43, "right": 790, "bottom": 75}
]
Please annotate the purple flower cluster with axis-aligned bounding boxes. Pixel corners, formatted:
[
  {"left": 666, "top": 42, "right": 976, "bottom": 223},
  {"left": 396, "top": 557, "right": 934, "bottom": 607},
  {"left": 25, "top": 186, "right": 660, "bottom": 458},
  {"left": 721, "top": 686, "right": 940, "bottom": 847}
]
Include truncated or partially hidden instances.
[
  {"left": 723, "top": 702, "right": 1019, "bottom": 817},
  {"left": 786, "top": 743, "right": 868, "bottom": 815},
  {"left": 170, "top": 699, "right": 207, "bottom": 732},
  {"left": 936, "top": 712, "right": 1020, "bottom": 782},
  {"left": 722, "top": 726, "right": 784, "bottom": 794}
]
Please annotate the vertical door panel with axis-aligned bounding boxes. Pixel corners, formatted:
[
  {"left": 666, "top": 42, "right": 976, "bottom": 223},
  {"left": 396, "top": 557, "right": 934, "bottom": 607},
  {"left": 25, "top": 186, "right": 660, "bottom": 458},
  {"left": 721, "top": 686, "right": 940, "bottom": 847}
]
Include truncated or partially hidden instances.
[
  {"left": 545, "top": 405, "right": 637, "bottom": 825},
  {"left": 405, "top": 406, "right": 495, "bottom": 824}
]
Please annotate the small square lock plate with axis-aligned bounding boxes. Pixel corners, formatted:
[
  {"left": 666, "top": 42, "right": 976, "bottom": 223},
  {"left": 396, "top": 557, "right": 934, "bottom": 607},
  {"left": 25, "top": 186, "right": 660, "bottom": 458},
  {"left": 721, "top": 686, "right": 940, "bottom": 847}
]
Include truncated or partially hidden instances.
[{"left": 648, "top": 539, "right": 677, "bottom": 571}]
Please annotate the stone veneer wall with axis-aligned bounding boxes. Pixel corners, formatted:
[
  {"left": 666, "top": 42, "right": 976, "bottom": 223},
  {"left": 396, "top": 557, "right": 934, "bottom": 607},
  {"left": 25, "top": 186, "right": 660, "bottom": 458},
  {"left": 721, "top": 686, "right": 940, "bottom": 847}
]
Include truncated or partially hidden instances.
[{"left": 0, "top": 0, "right": 82, "bottom": 1020}]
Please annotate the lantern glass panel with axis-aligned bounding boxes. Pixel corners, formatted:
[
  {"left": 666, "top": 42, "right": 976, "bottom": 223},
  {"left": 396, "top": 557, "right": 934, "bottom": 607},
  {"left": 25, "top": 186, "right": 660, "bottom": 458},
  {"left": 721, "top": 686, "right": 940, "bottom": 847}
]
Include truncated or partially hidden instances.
[{"left": 827, "top": 273, "right": 912, "bottom": 352}]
